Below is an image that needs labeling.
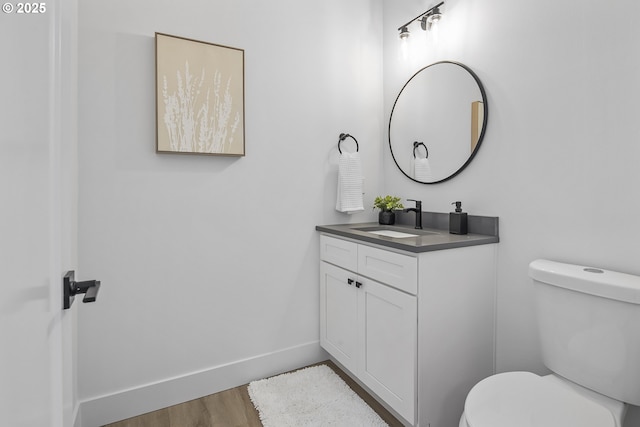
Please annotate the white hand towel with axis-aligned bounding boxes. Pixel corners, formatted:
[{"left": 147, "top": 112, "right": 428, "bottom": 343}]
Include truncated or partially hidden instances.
[
  {"left": 414, "top": 157, "right": 433, "bottom": 182},
  {"left": 336, "top": 151, "right": 364, "bottom": 213}
]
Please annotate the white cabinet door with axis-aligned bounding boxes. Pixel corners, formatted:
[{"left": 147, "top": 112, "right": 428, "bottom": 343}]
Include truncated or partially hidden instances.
[
  {"left": 358, "top": 278, "right": 417, "bottom": 424},
  {"left": 320, "top": 262, "right": 359, "bottom": 373}
]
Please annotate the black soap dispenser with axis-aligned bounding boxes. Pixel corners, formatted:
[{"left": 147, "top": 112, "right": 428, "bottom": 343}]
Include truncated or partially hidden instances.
[{"left": 449, "top": 201, "right": 468, "bottom": 235}]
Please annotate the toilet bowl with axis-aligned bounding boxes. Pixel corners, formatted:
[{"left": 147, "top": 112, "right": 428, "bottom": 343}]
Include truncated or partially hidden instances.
[{"left": 459, "top": 372, "right": 626, "bottom": 427}]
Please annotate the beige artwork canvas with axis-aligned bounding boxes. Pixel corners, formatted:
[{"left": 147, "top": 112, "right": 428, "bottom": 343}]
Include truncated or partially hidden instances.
[{"left": 156, "top": 33, "right": 245, "bottom": 156}]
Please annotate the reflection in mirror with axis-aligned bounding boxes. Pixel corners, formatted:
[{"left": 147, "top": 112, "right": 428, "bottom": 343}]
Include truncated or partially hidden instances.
[{"left": 389, "top": 61, "right": 487, "bottom": 184}]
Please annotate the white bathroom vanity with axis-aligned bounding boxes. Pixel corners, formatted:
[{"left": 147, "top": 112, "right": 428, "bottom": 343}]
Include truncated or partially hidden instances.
[{"left": 317, "top": 218, "right": 498, "bottom": 426}]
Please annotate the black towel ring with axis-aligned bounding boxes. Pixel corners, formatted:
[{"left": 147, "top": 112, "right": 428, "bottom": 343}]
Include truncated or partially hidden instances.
[
  {"left": 413, "top": 141, "right": 428, "bottom": 159},
  {"left": 338, "top": 133, "right": 359, "bottom": 154}
]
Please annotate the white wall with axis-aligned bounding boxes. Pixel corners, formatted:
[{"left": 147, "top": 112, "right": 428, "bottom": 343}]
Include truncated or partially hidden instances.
[
  {"left": 77, "top": 0, "right": 640, "bottom": 424},
  {"left": 383, "top": 1, "right": 640, "bottom": 425},
  {"left": 77, "top": 0, "right": 383, "bottom": 423}
]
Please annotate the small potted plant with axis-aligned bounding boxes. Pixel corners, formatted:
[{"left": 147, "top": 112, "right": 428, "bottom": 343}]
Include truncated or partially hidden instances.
[{"left": 373, "top": 195, "right": 404, "bottom": 225}]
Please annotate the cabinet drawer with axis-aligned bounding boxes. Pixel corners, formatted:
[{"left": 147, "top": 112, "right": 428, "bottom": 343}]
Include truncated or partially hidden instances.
[
  {"left": 320, "top": 235, "right": 358, "bottom": 271},
  {"left": 358, "top": 244, "right": 417, "bottom": 295}
]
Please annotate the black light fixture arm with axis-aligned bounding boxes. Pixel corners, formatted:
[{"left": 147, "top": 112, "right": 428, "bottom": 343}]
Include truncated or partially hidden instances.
[{"left": 397, "top": 1, "right": 444, "bottom": 31}]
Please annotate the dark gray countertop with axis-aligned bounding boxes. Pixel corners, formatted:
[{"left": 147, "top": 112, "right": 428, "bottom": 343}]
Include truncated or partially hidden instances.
[{"left": 316, "top": 212, "right": 499, "bottom": 253}]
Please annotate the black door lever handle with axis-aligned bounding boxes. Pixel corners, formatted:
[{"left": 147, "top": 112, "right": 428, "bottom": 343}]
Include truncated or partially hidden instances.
[
  {"left": 63, "top": 271, "right": 101, "bottom": 309},
  {"left": 83, "top": 282, "right": 100, "bottom": 303},
  {"left": 77, "top": 280, "right": 101, "bottom": 303}
]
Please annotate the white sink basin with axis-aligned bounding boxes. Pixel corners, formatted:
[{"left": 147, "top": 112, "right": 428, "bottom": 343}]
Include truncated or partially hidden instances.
[{"left": 366, "top": 229, "right": 419, "bottom": 238}]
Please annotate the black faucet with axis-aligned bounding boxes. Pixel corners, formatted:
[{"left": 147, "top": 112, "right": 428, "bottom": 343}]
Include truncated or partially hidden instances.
[{"left": 404, "top": 199, "right": 422, "bottom": 229}]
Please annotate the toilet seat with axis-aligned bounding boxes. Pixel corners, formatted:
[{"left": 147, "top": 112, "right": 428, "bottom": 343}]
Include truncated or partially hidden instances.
[{"left": 464, "top": 372, "right": 616, "bottom": 427}]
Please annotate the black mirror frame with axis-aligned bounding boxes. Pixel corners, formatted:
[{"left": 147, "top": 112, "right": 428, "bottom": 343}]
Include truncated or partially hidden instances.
[{"left": 388, "top": 61, "right": 488, "bottom": 184}]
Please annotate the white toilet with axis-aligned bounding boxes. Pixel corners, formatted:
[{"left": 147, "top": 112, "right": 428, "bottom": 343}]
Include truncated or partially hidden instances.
[{"left": 460, "top": 259, "right": 640, "bottom": 427}]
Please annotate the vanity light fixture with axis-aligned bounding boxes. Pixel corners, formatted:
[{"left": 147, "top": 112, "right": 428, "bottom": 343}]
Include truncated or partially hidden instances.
[{"left": 398, "top": 1, "right": 444, "bottom": 39}]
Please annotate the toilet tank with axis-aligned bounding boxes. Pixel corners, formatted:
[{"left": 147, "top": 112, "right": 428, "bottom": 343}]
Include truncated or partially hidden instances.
[{"left": 529, "top": 259, "right": 640, "bottom": 406}]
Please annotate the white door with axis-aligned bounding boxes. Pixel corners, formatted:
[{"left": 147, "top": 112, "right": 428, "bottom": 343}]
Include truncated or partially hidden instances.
[{"left": 0, "top": 1, "right": 77, "bottom": 426}]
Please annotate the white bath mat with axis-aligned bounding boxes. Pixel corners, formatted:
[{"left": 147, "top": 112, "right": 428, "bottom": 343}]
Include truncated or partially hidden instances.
[{"left": 248, "top": 364, "right": 389, "bottom": 427}]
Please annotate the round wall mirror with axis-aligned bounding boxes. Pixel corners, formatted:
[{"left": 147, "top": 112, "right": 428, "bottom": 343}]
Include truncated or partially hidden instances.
[{"left": 388, "top": 61, "right": 488, "bottom": 184}]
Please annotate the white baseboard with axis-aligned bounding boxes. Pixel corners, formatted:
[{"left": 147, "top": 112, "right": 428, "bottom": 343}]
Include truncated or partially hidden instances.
[{"left": 79, "top": 341, "right": 327, "bottom": 427}]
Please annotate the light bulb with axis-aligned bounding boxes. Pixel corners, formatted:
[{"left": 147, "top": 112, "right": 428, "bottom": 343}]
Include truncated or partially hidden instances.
[{"left": 427, "top": 7, "right": 442, "bottom": 26}]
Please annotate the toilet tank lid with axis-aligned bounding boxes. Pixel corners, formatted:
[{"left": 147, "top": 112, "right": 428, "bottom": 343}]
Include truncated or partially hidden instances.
[{"left": 529, "top": 259, "right": 640, "bottom": 305}]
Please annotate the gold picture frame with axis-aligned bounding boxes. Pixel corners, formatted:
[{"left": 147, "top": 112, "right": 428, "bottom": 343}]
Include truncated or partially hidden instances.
[{"left": 155, "top": 33, "right": 245, "bottom": 156}]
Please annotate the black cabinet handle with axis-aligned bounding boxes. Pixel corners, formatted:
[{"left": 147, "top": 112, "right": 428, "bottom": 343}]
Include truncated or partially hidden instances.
[
  {"left": 347, "top": 278, "right": 354, "bottom": 285},
  {"left": 355, "top": 281, "right": 362, "bottom": 288}
]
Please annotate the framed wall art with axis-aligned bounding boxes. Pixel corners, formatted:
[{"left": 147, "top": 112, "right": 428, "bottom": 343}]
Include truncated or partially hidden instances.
[{"left": 155, "top": 33, "right": 245, "bottom": 156}]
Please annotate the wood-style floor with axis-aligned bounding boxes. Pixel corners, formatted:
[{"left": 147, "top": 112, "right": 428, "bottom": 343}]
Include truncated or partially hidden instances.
[{"left": 103, "top": 360, "right": 405, "bottom": 427}]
